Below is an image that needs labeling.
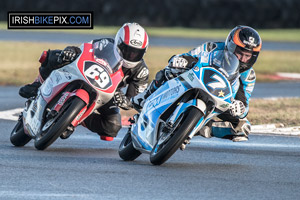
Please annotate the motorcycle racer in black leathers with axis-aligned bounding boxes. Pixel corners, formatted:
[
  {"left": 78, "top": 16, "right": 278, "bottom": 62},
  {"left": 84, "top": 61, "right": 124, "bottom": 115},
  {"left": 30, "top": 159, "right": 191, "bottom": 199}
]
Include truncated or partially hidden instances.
[{"left": 19, "top": 22, "right": 150, "bottom": 141}]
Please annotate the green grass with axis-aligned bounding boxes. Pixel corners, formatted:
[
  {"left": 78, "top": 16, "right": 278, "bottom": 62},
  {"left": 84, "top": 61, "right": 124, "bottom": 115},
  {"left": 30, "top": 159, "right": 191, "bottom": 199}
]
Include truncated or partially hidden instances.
[
  {"left": 1, "top": 22, "right": 300, "bottom": 42},
  {"left": 254, "top": 51, "right": 300, "bottom": 81},
  {"left": 248, "top": 98, "right": 300, "bottom": 126},
  {"left": 0, "top": 41, "right": 300, "bottom": 85}
]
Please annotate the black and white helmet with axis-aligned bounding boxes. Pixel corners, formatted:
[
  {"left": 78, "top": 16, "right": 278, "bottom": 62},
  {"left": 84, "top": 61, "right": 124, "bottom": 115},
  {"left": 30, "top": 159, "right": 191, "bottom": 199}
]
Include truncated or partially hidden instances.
[
  {"left": 114, "top": 23, "right": 149, "bottom": 68},
  {"left": 225, "top": 25, "right": 262, "bottom": 72}
]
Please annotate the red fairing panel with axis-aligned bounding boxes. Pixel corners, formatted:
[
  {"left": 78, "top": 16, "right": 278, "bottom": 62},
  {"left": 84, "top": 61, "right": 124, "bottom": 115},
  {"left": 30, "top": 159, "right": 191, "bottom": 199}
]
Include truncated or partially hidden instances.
[{"left": 78, "top": 43, "right": 124, "bottom": 94}]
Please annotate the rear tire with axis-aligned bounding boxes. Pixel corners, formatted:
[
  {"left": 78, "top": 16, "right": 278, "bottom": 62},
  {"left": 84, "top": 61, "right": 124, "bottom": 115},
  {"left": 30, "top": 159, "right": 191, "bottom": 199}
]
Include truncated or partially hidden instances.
[
  {"left": 10, "top": 119, "right": 32, "bottom": 147},
  {"left": 150, "top": 107, "right": 203, "bottom": 165},
  {"left": 34, "top": 97, "right": 86, "bottom": 150},
  {"left": 118, "top": 131, "right": 141, "bottom": 161}
]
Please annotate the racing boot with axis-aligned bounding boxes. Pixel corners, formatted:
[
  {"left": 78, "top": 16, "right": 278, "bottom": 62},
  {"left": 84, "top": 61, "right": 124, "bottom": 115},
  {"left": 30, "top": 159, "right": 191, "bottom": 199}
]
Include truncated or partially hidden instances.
[
  {"left": 199, "top": 122, "right": 213, "bottom": 138},
  {"left": 131, "top": 80, "right": 159, "bottom": 112},
  {"left": 19, "top": 75, "right": 43, "bottom": 99},
  {"left": 232, "top": 135, "right": 248, "bottom": 142},
  {"left": 60, "top": 126, "right": 74, "bottom": 139},
  {"left": 232, "top": 119, "right": 251, "bottom": 142},
  {"left": 100, "top": 135, "right": 114, "bottom": 141}
]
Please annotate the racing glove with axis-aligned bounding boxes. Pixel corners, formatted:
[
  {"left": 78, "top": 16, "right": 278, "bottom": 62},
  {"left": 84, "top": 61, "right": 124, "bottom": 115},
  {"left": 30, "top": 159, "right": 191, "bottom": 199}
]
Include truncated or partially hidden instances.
[
  {"left": 114, "top": 90, "right": 133, "bottom": 110},
  {"left": 170, "top": 56, "right": 189, "bottom": 68},
  {"left": 169, "top": 55, "right": 198, "bottom": 69},
  {"left": 229, "top": 100, "right": 246, "bottom": 118},
  {"left": 57, "top": 46, "right": 81, "bottom": 64}
]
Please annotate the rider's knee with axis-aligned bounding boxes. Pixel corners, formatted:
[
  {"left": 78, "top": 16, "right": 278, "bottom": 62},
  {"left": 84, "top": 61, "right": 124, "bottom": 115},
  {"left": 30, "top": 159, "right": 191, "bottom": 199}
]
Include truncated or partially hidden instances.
[{"left": 211, "top": 118, "right": 251, "bottom": 138}]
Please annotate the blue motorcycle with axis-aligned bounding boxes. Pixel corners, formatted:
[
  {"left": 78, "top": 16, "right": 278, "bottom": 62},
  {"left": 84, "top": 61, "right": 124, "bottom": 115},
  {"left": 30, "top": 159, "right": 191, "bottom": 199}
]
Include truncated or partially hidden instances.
[{"left": 119, "top": 51, "right": 240, "bottom": 165}]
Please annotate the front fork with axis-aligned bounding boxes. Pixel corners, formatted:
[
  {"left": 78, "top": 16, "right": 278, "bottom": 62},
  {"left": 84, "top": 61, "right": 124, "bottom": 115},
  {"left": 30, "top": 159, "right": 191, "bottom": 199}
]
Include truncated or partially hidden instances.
[
  {"left": 48, "top": 89, "right": 90, "bottom": 127},
  {"left": 167, "top": 99, "right": 209, "bottom": 148}
]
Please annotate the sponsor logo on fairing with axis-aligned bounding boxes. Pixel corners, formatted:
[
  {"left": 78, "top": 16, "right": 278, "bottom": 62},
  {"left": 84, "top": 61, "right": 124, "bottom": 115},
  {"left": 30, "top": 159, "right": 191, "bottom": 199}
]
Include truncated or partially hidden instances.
[
  {"left": 63, "top": 69, "right": 72, "bottom": 80},
  {"left": 95, "top": 58, "right": 109, "bottom": 67},
  {"left": 57, "top": 93, "right": 69, "bottom": 105},
  {"left": 55, "top": 72, "right": 62, "bottom": 83},
  {"left": 193, "top": 66, "right": 200, "bottom": 72},
  {"left": 188, "top": 73, "right": 195, "bottom": 81},
  {"left": 147, "top": 85, "right": 181, "bottom": 109}
]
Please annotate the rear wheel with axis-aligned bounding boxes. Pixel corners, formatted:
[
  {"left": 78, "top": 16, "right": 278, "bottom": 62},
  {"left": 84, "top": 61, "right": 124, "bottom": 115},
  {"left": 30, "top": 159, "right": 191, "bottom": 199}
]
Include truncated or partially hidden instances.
[
  {"left": 118, "top": 131, "right": 141, "bottom": 161},
  {"left": 10, "top": 118, "right": 32, "bottom": 147},
  {"left": 150, "top": 107, "right": 203, "bottom": 165},
  {"left": 34, "top": 97, "right": 86, "bottom": 150}
]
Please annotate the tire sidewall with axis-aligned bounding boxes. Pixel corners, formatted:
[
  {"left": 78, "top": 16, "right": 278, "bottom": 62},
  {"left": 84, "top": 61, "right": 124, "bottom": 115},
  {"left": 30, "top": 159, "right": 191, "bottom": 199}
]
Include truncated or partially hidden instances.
[
  {"left": 118, "top": 131, "right": 141, "bottom": 161},
  {"left": 10, "top": 119, "right": 32, "bottom": 147},
  {"left": 34, "top": 97, "right": 85, "bottom": 150},
  {"left": 150, "top": 107, "right": 203, "bottom": 165}
]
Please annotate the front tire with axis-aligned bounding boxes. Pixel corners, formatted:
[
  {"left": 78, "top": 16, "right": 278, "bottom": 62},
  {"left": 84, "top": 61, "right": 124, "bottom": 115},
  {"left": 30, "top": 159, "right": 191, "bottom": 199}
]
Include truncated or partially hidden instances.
[
  {"left": 118, "top": 131, "right": 141, "bottom": 161},
  {"left": 34, "top": 97, "right": 86, "bottom": 150},
  {"left": 10, "top": 118, "right": 32, "bottom": 147},
  {"left": 150, "top": 107, "right": 203, "bottom": 165}
]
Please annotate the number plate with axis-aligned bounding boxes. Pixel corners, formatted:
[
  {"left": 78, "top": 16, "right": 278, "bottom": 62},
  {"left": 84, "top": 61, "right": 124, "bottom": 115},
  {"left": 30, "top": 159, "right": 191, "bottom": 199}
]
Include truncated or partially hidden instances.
[{"left": 83, "top": 61, "right": 112, "bottom": 90}]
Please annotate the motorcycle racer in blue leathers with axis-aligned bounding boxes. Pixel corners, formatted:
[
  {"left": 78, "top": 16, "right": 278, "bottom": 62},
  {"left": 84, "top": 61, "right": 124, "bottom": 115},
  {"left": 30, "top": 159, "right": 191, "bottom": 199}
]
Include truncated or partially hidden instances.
[{"left": 132, "top": 25, "right": 262, "bottom": 142}]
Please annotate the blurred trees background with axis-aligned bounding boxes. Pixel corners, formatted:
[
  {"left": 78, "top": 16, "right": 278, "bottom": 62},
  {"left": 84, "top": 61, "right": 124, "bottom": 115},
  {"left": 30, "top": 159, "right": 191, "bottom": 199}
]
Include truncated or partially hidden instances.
[{"left": 1, "top": 0, "right": 299, "bottom": 28}]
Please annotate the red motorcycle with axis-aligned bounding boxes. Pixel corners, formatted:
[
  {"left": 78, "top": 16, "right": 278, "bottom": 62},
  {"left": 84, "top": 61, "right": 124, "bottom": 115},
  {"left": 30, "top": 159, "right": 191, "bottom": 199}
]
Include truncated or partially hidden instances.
[{"left": 10, "top": 39, "right": 124, "bottom": 150}]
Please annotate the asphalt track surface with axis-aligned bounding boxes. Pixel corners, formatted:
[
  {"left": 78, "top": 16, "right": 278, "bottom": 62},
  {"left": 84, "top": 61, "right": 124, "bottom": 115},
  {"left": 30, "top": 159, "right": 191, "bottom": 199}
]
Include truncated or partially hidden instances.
[
  {"left": 0, "top": 87, "right": 300, "bottom": 200},
  {"left": 1, "top": 31, "right": 300, "bottom": 199},
  {"left": 1, "top": 30, "right": 300, "bottom": 51},
  {"left": 1, "top": 123, "right": 300, "bottom": 200}
]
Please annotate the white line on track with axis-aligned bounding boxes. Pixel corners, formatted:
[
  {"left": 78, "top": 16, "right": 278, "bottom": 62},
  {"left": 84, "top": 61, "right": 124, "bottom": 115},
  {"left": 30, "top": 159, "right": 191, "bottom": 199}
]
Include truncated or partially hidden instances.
[
  {"left": 191, "top": 138, "right": 300, "bottom": 148},
  {"left": 0, "top": 191, "right": 94, "bottom": 198},
  {"left": 0, "top": 108, "right": 23, "bottom": 121}
]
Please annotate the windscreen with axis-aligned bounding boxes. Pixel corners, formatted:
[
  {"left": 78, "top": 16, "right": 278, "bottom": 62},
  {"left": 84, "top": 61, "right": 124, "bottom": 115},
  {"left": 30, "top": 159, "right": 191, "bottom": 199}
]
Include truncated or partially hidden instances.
[
  {"left": 93, "top": 39, "right": 123, "bottom": 73},
  {"left": 222, "top": 51, "right": 239, "bottom": 81},
  {"left": 213, "top": 50, "right": 240, "bottom": 82}
]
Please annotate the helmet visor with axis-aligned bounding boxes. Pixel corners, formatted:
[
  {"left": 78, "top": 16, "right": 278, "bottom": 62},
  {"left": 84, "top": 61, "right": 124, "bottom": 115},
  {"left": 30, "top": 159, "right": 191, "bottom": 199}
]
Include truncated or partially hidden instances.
[
  {"left": 118, "top": 42, "right": 146, "bottom": 62},
  {"left": 222, "top": 51, "right": 240, "bottom": 82},
  {"left": 234, "top": 46, "right": 253, "bottom": 64}
]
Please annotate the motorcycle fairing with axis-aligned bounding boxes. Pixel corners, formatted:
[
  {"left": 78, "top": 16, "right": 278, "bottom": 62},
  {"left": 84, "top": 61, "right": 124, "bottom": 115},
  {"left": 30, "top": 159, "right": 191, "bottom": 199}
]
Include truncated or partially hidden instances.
[
  {"left": 23, "top": 41, "right": 124, "bottom": 138},
  {"left": 131, "top": 64, "right": 234, "bottom": 153}
]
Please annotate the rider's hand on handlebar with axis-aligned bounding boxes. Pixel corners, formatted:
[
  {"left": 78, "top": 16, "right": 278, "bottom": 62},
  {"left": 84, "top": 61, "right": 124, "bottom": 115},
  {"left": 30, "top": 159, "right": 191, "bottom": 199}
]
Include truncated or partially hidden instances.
[
  {"left": 114, "top": 90, "right": 132, "bottom": 110},
  {"left": 229, "top": 100, "right": 246, "bottom": 118},
  {"left": 57, "top": 46, "right": 81, "bottom": 64},
  {"left": 169, "top": 55, "right": 198, "bottom": 70},
  {"left": 170, "top": 56, "right": 188, "bottom": 68}
]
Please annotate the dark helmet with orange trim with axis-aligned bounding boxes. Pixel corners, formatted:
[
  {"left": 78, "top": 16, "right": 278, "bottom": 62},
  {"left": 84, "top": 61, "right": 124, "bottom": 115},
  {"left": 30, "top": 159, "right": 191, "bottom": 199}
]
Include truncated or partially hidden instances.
[
  {"left": 225, "top": 25, "right": 262, "bottom": 72},
  {"left": 114, "top": 22, "right": 149, "bottom": 69}
]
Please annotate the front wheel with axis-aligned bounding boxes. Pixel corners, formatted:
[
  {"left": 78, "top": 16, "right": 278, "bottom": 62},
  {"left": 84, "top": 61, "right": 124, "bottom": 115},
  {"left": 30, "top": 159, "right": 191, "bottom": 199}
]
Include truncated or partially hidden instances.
[
  {"left": 150, "top": 107, "right": 203, "bottom": 165},
  {"left": 34, "top": 97, "right": 86, "bottom": 150},
  {"left": 10, "top": 118, "right": 32, "bottom": 147},
  {"left": 118, "top": 131, "right": 141, "bottom": 161}
]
